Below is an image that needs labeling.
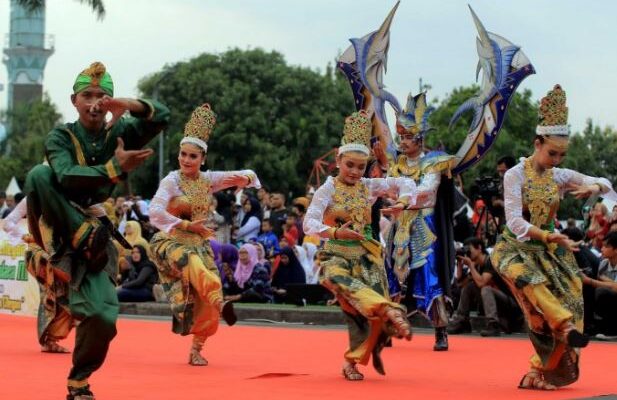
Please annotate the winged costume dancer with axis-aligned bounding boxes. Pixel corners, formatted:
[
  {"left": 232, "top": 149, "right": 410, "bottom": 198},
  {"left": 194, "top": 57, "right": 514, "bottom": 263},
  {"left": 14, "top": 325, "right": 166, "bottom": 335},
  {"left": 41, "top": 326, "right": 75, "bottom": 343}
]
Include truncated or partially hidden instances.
[{"left": 337, "top": 3, "right": 535, "bottom": 351}]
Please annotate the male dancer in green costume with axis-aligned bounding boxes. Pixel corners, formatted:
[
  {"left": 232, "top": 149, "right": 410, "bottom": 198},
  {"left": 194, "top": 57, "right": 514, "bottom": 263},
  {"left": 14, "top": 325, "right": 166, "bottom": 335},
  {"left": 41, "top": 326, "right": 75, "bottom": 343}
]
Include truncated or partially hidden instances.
[{"left": 24, "top": 62, "right": 170, "bottom": 400}]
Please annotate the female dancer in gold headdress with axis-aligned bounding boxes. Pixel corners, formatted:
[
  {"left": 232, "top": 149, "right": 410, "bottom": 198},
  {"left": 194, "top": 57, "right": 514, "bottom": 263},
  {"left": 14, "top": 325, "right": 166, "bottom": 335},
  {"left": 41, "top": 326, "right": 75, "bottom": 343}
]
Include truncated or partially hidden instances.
[
  {"left": 491, "top": 85, "right": 617, "bottom": 390},
  {"left": 304, "top": 110, "right": 427, "bottom": 381},
  {"left": 149, "top": 104, "right": 260, "bottom": 366}
]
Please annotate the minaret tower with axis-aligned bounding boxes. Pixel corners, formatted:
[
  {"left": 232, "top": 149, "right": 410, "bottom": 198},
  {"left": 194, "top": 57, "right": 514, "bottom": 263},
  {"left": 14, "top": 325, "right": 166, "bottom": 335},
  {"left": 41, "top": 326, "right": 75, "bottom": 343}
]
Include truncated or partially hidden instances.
[{"left": 2, "top": 0, "right": 54, "bottom": 110}]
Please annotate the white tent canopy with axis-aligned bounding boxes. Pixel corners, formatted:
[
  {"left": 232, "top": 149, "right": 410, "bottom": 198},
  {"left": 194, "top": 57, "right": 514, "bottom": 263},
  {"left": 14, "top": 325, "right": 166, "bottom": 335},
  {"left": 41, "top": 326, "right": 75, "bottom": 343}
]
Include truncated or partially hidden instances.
[{"left": 5, "top": 177, "right": 21, "bottom": 196}]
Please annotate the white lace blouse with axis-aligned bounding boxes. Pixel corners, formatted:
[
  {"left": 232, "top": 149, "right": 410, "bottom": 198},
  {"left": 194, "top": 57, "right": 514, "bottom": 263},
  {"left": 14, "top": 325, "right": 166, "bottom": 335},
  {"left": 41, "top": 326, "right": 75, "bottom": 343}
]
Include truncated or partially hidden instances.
[
  {"left": 303, "top": 176, "right": 418, "bottom": 235},
  {"left": 504, "top": 160, "right": 617, "bottom": 241},
  {"left": 150, "top": 170, "right": 261, "bottom": 233}
]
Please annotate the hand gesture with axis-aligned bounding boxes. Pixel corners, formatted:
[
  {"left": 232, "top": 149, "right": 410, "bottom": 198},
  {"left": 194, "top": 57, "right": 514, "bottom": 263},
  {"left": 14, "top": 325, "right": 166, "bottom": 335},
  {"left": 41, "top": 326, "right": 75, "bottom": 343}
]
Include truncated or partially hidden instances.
[
  {"left": 372, "top": 141, "right": 388, "bottom": 168},
  {"left": 565, "top": 182, "right": 601, "bottom": 199},
  {"left": 114, "top": 138, "right": 154, "bottom": 172},
  {"left": 221, "top": 175, "right": 250, "bottom": 189},
  {"left": 90, "top": 96, "right": 130, "bottom": 129},
  {"left": 547, "top": 232, "right": 579, "bottom": 252},
  {"left": 187, "top": 218, "right": 214, "bottom": 238},
  {"left": 334, "top": 221, "right": 365, "bottom": 241}
]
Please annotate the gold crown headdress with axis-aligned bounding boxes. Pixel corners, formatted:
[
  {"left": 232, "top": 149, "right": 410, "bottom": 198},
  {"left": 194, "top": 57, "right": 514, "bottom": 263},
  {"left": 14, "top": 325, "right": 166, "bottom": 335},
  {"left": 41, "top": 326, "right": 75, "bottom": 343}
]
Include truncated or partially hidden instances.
[
  {"left": 536, "top": 84, "right": 569, "bottom": 136},
  {"left": 180, "top": 103, "right": 216, "bottom": 153},
  {"left": 339, "top": 110, "right": 372, "bottom": 156}
]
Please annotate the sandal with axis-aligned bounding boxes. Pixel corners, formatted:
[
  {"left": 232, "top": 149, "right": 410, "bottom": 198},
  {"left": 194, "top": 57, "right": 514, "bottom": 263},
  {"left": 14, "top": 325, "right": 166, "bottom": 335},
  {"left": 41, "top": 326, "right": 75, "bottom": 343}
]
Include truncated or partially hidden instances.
[
  {"left": 341, "top": 363, "right": 364, "bottom": 381},
  {"left": 41, "top": 340, "right": 70, "bottom": 353},
  {"left": 67, "top": 385, "right": 95, "bottom": 400},
  {"left": 188, "top": 349, "right": 208, "bottom": 366},
  {"left": 385, "top": 307, "right": 412, "bottom": 340},
  {"left": 518, "top": 370, "right": 557, "bottom": 391}
]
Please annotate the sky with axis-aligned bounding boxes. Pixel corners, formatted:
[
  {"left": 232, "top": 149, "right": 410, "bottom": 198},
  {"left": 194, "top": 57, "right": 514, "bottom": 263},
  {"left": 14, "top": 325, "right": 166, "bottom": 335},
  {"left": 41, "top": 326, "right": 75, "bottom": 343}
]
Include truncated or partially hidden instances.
[{"left": 1, "top": 0, "right": 617, "bottom": 134}]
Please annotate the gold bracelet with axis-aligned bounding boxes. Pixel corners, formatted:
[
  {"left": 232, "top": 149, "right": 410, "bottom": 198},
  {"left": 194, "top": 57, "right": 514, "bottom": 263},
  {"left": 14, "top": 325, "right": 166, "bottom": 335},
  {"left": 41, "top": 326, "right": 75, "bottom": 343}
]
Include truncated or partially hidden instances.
[
  {"left": 245, "top": 174, "right": 253, "bottom": 185},
  {"left": 179, "top": 220, "right": 190, "bottom": 231},
  {"left": 327, "top": 227, "right": 336, "bottom": 239},
  {"left": 334, "top": 228, "right": 339, "bottom": 240},
  {"left": 396, "top": 197, "right": 410, "bottom": 207},
  {"left": 540, "top": 230, "right": 550, "bottom": 243}
]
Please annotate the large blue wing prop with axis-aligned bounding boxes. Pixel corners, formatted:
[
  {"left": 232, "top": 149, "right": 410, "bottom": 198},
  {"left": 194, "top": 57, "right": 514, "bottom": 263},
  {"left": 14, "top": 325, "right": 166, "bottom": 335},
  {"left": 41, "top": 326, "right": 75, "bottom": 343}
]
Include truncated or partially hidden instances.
[
  {"left": 337, "top": 1, "right": 401, "bottom": 152},
  {"left": 450, "top": 6, "right": 535, "bottom": 175}
]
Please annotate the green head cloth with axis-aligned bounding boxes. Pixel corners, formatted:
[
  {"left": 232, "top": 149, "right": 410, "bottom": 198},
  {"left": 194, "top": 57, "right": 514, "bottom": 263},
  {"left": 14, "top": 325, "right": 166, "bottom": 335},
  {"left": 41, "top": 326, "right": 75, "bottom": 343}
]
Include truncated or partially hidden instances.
[{"left": 73, "top": 61, "right": 114, "bottom": 96}]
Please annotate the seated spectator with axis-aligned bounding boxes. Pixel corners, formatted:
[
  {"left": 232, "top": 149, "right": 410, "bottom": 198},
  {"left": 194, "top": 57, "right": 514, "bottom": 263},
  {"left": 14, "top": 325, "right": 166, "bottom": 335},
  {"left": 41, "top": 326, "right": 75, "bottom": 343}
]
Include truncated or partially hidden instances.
[
  {"left": 117, "top": 245, "right": 158, "bottom": 302},
  {"left": 448, "top": 237, "right": 520, "bottom": 336},
  {"left": 224, "top": 244, "right": 273, "bottom": 303},
  {"left": 283, "top": 212, "right": 299, "bottom": 245},
  {"left": 218, "top": 244, "right": 240, "bottom": 296},
  {"left": 271, "top": 246, "right": 306, "bottom": 303},
  {"left": 584, "top": 232, "right": 617, "bottom": 340},
  {"left": 1, "top": 193, "right": 19, "bottom": 218},
  {"left": 292, "top": 197, "right": 309, "bottom": 244},
  {"left": 587, "top": 202, "right": 609, "bottom": 250},
  {"left": 253, "top": 242, "right": 272, "bottom": 274},
  {"left": 257, "top": 218, "right": 280, "bottom": 258},
  {"left": 235, "top": 196, "right": 262, "bottom": 244}
]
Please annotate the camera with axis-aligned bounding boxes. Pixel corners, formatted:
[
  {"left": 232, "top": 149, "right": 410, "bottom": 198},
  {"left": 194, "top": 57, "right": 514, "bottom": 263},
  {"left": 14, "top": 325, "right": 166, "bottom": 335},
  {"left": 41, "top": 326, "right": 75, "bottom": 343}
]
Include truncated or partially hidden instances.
[
  {"left": 475, "top": 176, "right": 501, "bottom": 200},
  {"left": 456, "top": 245, "right": 470, "bottom": 258}
]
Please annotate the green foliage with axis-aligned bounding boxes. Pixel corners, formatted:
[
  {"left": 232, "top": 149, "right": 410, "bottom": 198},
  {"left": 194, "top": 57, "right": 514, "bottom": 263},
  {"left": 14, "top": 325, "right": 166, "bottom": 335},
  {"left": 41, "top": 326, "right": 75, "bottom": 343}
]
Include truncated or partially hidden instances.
[
  {"left": 559, "top": 120, "right": 617, "bottom": 218},
  {"left": 134, "top": 48, "right": 354, "bottom": 197},
  {"left": 0, "top": 97, "right": 62, "bottom": 189}
]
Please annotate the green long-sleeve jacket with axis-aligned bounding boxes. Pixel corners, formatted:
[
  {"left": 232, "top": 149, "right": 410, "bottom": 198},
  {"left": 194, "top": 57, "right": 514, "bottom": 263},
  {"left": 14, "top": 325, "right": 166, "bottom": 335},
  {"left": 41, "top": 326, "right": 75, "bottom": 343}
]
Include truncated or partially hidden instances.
[{"left": 45, "top": 99, "right": 170, "bottom": 207}]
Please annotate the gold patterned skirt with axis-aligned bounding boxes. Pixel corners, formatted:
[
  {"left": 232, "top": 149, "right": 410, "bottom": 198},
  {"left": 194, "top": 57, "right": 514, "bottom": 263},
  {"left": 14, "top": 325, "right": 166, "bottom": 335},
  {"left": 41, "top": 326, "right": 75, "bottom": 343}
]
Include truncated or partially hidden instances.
[
  {"left": 491, "top": 232, "right": 583, "bottom": 386},
  {"left": 150, "top": 229, "right": 222, "bottom": 336},
  {"left": 319, "top": 239, "right": 404, "bottom": 367}
]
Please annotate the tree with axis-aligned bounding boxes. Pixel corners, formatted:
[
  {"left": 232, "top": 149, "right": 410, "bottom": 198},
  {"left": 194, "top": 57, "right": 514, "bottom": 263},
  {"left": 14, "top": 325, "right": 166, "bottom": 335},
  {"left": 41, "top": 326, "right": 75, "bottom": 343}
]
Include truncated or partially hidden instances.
[
  {"left": 15, "top": 0, "right": 105, "bottom": 19},
  {"left": 134, "top": 48, "right": 355, "bottom": 197},
  {"left": 559, "top": 120, "right": 617, "bottom": 219},
  {"left": 0, "top": 97, "right": 62, "bottom": 188}
]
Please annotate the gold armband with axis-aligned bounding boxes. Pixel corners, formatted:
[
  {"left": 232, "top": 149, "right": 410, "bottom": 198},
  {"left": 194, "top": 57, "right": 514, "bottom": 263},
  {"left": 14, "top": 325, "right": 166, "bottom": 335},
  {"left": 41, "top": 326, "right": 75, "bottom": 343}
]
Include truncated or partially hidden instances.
[{"left": 245, "top": 174, "right": 254, "bottom": 185}]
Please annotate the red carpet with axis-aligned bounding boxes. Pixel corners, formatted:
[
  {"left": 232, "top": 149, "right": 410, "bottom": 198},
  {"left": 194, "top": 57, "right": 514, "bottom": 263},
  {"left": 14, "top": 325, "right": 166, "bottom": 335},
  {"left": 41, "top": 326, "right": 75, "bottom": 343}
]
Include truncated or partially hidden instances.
[{"left": 1, "top": 313, "right": 615, "bottom": 399}]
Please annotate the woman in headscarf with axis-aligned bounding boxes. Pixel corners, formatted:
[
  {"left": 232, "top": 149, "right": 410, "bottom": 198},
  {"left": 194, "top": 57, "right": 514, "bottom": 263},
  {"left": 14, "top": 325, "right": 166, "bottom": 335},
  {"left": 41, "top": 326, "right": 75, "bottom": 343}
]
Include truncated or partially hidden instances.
[
  {"left": 226, "top": 244, "right": 273, "bottom": 303},
  {"left": 117, "top": 245, "right": 158, "bottom": 302},
  {"left": 235, "top": 196, "right": 262, "bottom": 244},
  {"left": 271, "top": 246, "right": 306, "bottom": 302},
  {"left": 253, "top": 242, "right": 272, "bottom": 274},
  {"left": 149, "top": 104, "right": 260, "bottom": 366}
]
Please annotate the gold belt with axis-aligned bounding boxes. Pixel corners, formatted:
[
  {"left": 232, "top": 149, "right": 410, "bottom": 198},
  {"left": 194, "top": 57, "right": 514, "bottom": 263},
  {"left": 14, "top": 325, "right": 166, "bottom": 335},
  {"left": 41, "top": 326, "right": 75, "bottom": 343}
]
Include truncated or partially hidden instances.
[
  {"left": 323, "top": 241, "right": 367, "bottom": 259},
  {"left": 170, "top": 229, "right": 206, "bottom": 247}
]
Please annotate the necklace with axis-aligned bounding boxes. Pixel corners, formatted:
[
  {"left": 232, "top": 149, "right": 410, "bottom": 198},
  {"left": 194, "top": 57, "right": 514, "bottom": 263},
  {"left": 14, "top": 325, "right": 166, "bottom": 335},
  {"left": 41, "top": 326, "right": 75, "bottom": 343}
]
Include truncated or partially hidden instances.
[
  {"left": 332, "top": 177, "right": 369, "bottom": 233},
  {"left": 178, "top": 171, "right": 211, "bottom": 221},
  {"left": 523, "top": 157, "right": 558, "bottom": 227}
]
